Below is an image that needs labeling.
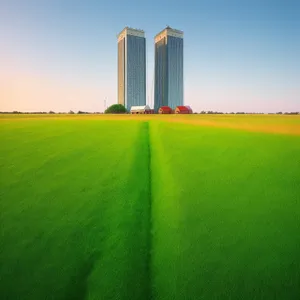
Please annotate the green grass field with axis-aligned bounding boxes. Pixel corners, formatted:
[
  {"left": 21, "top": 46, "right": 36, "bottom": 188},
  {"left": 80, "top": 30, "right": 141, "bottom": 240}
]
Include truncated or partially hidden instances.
[{"left": 1, "top": 115, "right": 300, "bottom": 299}]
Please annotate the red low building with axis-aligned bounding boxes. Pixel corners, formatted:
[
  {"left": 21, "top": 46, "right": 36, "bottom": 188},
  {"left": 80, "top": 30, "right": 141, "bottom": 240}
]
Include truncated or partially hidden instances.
[
  {"left": 158, "top": 106, "right": 172, "bottom": 114},
  {"left": 185, "top": 106, "right": 193, "bottom": 114},
  {"left": 175, "top": 106, "right": 193, "bottom": 114},
  {"left": 145, "top": 109, "right": 155, "bottom": 114}
]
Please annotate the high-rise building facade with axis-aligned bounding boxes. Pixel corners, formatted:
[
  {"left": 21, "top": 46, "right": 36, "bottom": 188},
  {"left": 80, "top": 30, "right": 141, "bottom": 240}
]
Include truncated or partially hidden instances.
[
  {"left": 118, "top": 27, "right": 146, "bottom": 111},
  {"left": 154, "top": 27, "right": 183, "bottom": 111}
]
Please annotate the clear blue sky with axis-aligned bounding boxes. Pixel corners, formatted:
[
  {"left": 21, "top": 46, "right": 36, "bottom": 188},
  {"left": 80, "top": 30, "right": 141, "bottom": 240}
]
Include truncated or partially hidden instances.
[{"left": 0, "top": 0, "right": 299, "bottom": 112}]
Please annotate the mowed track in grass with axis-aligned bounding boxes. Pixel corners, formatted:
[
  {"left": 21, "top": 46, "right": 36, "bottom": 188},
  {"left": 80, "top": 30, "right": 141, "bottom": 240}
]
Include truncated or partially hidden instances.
[
  {"left": 1, "top": 114, "right": 300, "bottom": 299},
  {"left": 0, "top": 119, "right": 151, "bottom": 299}
]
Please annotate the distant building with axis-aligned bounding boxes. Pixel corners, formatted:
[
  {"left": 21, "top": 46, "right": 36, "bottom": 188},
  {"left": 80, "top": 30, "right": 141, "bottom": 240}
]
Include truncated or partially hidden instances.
[
  {"left": 154, "top": 26, "right": 184, "bottom": 112},
  {"left": 118, "top": 27, "right": 146, "bottom": 112},
  {"left": 158, "top": 106, "right": 173, "bottom": 114},
  {"left": 130, "top": 105, "right": 152, "bottom": 114},
  {"left": 175, "top": 106, "right": 192, "bottom": 114},
  {"left": 185, "top": 106, "right": 193, "bottom": 114}
]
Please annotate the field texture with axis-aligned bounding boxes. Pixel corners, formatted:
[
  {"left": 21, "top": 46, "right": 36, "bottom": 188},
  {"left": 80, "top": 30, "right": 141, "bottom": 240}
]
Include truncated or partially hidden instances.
[{"left": 1, "top": 115, "right": 300, "bottom": 299}]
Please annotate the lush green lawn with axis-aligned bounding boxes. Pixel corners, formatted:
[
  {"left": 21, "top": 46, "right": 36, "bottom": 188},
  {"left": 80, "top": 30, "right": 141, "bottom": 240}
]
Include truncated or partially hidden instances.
[
  {"left": 150, "top": 121, "right": 300, "bottom": 299},
  {"left": 1, "top": 115, "right": 300, "bottom": 299},
  {"left": 0, "top": 119, "right": 151, "bottom": 299}
]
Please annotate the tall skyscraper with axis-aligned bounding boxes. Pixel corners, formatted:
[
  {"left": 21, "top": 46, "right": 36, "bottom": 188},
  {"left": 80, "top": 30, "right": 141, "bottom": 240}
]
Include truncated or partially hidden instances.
[
  {"left": 154, "top": 27, "right": 184, "bottom": 111},
  {"left": 117, "top": 27, "right": 146, "bottom": 111}
]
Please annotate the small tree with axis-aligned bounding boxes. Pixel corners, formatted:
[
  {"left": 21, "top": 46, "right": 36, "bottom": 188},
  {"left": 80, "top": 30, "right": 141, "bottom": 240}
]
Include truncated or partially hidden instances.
[
  {"left": 105, "top": 104, "right": 126, "bottom": 114},
  {"left": 69, "top": 110, "right": 75, "bottom": 114}
]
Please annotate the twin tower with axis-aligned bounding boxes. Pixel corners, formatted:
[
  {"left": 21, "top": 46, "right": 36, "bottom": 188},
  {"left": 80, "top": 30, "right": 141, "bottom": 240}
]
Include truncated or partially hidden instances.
[{"left": 117, "top": 26, "right": 184, "bottom": 112}]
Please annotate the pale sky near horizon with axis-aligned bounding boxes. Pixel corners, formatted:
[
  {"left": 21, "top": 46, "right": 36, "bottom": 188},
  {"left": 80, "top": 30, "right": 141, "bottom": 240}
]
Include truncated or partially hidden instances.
[{"left": 0, "top": 0, "right": 299, "bottom": 113}]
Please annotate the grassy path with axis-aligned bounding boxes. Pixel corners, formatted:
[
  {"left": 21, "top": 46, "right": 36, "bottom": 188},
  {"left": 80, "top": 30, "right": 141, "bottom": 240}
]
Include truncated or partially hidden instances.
[{"left": 85, "top": 121, "right": 152, "bottom": 300}]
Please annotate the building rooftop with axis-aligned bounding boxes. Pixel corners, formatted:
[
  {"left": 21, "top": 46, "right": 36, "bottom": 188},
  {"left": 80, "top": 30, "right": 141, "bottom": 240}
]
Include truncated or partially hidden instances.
[
  {"left": 117, "top": 27, "right": 145, "bottom": 39},
  {"left": 176, "top": 106, "right": 189, "bottom": 111},
  {"left": 130, "top": 105, "right": 150, "bottom": 111},
  {"left": 155, "top": 26, "right": 183, "bottom": 39},
  {"left": 159, "top": 106, "right": 172, "bottom": 110}
]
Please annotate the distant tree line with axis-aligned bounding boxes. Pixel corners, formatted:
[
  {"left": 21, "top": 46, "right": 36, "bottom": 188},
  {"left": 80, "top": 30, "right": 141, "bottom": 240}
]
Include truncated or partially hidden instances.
[
  {"left": 274, "top": 112, "right": 299, "bottom": 115},
  {"left": 0, "top": 111, "right": 104, "bottom": 114},
  {"left": 0, "top": 111, "right": 49, "bottom": 114},
  {"left": 193, "top": 111, "right": 299, "bottom": 115},
  {"left": 195, "top": 111, "right": 266, "bottom": 115}
]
